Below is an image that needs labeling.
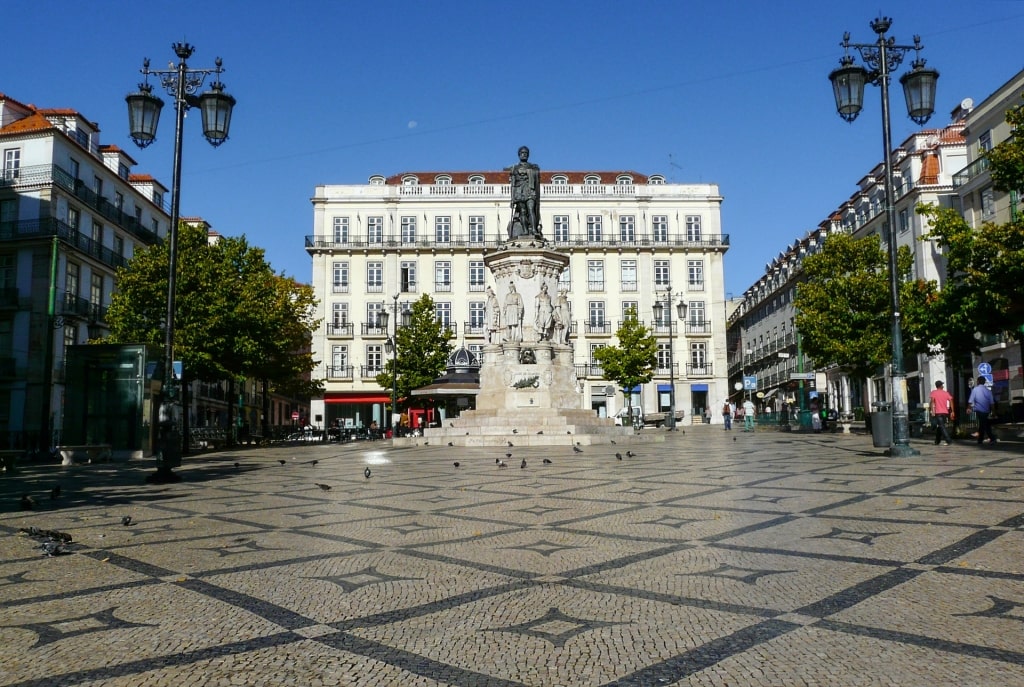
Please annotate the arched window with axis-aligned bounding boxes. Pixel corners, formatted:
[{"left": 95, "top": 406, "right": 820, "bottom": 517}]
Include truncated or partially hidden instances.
[
  {"left": 584, "top": 175, "right": 601, "bottom": 185},
  {"left": 402, "top": 175, "right": 419, "bottom": 186},
  {"left": 616, "top": 174, "right": 633, "bottom": 185},
  {"left": 435, "top": 175, "right": 452, "bottom": 185},
  {"left": 468, "top": 175, "right": 484, "bottom": 185},
  {"left": 368, "top": 175, "right": 385, "bottom": 185},
  {"left": 551, "top": 175, "right": 568, "bottom": 185},
  {"left": 648, "top": 175, "right": 665, "bottom": 185}
]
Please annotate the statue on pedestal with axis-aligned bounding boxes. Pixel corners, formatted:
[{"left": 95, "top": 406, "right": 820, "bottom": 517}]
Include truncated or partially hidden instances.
[
  {"left": 503, "top": 283, "right": 524, "bottom": 343},
  {"left": 534, "top": 283, "right": 554, "bottom": 342},
  {"left": 507, "top": 146, "right": 541, "bottom": 240},
  {"left": 485, "top": 286, "right": 501, "bottom": 344},
  {"left": 553, "top": 290, "right": 571, "bottom": 345}
]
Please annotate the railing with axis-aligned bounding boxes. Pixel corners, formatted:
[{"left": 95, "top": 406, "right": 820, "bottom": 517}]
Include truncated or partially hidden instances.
[
  {"left": 687, "top": 281, "right": 705, "bottom": 291},
  {"left": 434, "top": 281, "right": 452, "bottom": 292},
  {"left": 685, "top": 321, "right": 712, "bottom": 335},
  {"left": 306, "top": 233, "right": 730, "bottom": 251},
  {"left": 360, "top": 323, "right": 387, "bottom": 337},
  {"left": 575, "top": 363, "right": 606, "bottom": 378},
  {"left": 61, "top": 293, "right": 107, "bottom": 321},
  {"left": 326, "top": 322, "right": 354, "bottom": 337},
  {"left": 621, "top": 280, "right": 637, "bottom": 292},
  {"left": 360, "top": 365, "right": 384, "bottom": 379},
  {"left": 686, "top": 363, "right": 714, "bottom": 377},
  {"left": 326, "top": 365, "right": 354, "bottom": 380},
  {"left": 654, "top": 363, "right": 680, "bottom": 377},
  {"left": 652, "top": 322, "right": 677, "bottom": 335},
  {"left": 331, "top": 283, "right": 349, "bottom": 294},
  {"left": 584, "top": 321, "right": 613, "bottom": 335},
  {"left": 464, "top": 322, "right": 485, "bottom": 336},
  {"left": 952, "top": 156, "right": 990, "bottom": 187},
  {"left": 442, "top": 323, "right": 458, "bottom": 338},
  {"left": 0, "top": 218, "right": 127, "bottom": 270},
  {"left": 588, "top": 281, "right": 605, "bottom": 291}
]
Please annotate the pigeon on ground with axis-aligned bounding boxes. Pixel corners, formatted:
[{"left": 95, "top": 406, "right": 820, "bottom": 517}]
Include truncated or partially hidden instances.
[
  {"left": 520, "top": 458, "right": 527, "bottom": 469},
  {"left": 315, "top": 483, "right": 332, "bottom": 491},
  {"left": 40, "top": 539, "right": 68, "bottom": 557},
  {"left": 616, "top": 452, "right": 623, "bottom": 460},
  {"left": 364, "top": 467, "right": 371, "bottom": 479},
  {"left": 278, "top": 459, "right": 287, "bottom": 465},
  {"left": 51, "top": 485, "right": 61, "bottom": 499},
  {"left": 20, "top": 495, "right": 35, "bottom": 511},
  {"left": 495, "top": 457, "right": 501, "bottom": 464},
  {"left": 311, "top": 460, "right": 319, "bottom": 466},
  {"left": 453, "top": 462, "right": 460, "bottom": 467},
  {"left": 507, "top": 441, "right": 514, "bottom": 447},
  {"left": 567, "top": 431, "right": 572, "bottom": 435},
  {"left": 512, "top": 429, "right": 518, "bottom": 434},
  {"left": 733, "top": 437, "right": 737, "bottom": 441},
  {"left": 505, "top": 452, "right": 512, "bottom": 459},
  {"left": 233, "top": 462, "right": 240, "bottom": 469},
  {"left": 626, "top": 451, "right": 635, "bottom": 458},
  {"left": 498, "top": 461, "right": 507, "bottom": 468},
  {"left": 121, "top": 515, "right": 133, "bottom": 526},
  {"left": 537, "top": 430, "right": 543, "bottom": 435},
  {"left": 542, "top": 458, "right": 552, "bottom": 464},
  {"left": 611, "top": 440, "right": 616, "bottom": 444},
  {"left": 449, "top": 421, "right": 454, "bottom": 427},
  {"left": 573, "top": 445, "right": 583, "bottom": 453},
  {"left": 448, "top": 442, "right": 454, "bottom": 447}
]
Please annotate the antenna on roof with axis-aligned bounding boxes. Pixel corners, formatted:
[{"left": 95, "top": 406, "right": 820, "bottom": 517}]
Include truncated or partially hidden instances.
[{"left": 668, "top": 153, "right": 683, "bottom": 182}]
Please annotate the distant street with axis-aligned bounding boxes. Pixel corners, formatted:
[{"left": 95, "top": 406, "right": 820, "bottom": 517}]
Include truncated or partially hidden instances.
[{"left": 2, "top": 426, "right": 1023, "bottom": 686}]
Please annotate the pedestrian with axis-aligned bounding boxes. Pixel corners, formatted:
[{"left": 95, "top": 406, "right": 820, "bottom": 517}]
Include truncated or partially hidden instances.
[
  {"left": 810, "top": 397, "right": 822, "bottom": 433},
  {"left": 722, "top": 400, "right": 732, "bottom": 430},
  {"left": 928, "top": 380, "right": 954, "bottom": 446},
  {"left": 967, "top": 376, "right": 998, "bottom": 445},
  {"left": 742, "top": 397, "right": 755, "bottom": 432}
]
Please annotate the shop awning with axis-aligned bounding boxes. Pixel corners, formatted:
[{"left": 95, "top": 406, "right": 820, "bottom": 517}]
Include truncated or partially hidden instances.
[{"left": 324, "top": 393, "right": 392, "bottom": 404}]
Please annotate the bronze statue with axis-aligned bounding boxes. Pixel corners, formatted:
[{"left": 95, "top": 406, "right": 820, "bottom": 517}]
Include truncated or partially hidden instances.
[{"left": 507, "top": 146, "right": 541, "bottom": 240}]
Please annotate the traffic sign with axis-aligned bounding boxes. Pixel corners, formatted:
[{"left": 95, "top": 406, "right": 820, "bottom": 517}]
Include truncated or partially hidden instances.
[
  {"left": 743, "top": 375, "right": 757, "bottom": 390},
  {"left": 978, "top": 362, "right": 992, "bottom": 375},
  {"left": 789, "top": 372, "right": 815, "bottom": 380},
  {"left": 982, "top": 374, "right": 994, "bottom": 386}
]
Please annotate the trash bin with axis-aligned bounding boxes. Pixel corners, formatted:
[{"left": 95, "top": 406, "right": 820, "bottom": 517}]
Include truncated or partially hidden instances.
[{"left": 871, "top": 402, "right": 892, "bottom": 448}]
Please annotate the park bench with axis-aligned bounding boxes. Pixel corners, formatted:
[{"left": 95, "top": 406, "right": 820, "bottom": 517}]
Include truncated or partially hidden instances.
[{"left": 56, "top": 444, "right": 112, "bottom": 466}]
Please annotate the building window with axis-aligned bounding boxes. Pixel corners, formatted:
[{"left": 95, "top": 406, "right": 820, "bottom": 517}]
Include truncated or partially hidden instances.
[
  {"left": 981, "top": 186, "right": 995, "bottom": 219},
  {"left": 435, "top": 216, "right": 451, "bottom": 243},
  {"left": 69, "top": 158, "right": 80, "bottom": 180},
  {"left": 468, "top": 216, "right": 485, "bottom": 243},
  {"left": 332, "top": 262, "right": 352, "bottom": 293},
  {"left": 619, "top": 215, "right": 635, "bottom": 242},
  {"left": 435, "top": 302, "right": 452, "bottom": 328},
  {"left": 3, "top": 148, "right": 20, "bottom": 180},
  {"left": 63, "top": 323, "right": 77, "bottom": 353},
  {"left": 584, "top": 175, "right": 600, "bottom": 185},
  {"left": 0, "top": 254, "right": 15, "bottom": 291},
  {"left": 151, "top": 218, "right": 159, "bottom": 234},
  {"left": 118, "top": 163, "right": 130, "bottom": 180},
  {"left": 553, "top": 215, "right": 569, "bottom": 242},
  {"left": 586, "top": 215, "right": 603, "bottom": 242},
  {"left": 468, "top": 175, "right": 484, "bottom": 185},
  {"left": 400, "top": 262, "right": 417, "bottom": 292},
  {"left": 649, "top": 175, "right": 665, "bottom": 185},
  {"left": 134, "top": 206, "right": 142, "bottom": 225},
  {"left": 333, "top": 217, "right": 349, "bottom": 243},
  {"left": 652, "top": 215, "right": 668, "bottom": 242},
  {"left": 332, "top": 302, "right": 349, "bottom": 324},
  {"left": 620, "top": 260, "right": 637, "bottom": 292},
  {"left": 587, "top": 260, "right": 604, "bottom": 291},
  {"left": 90, "top": 272, "right": 103, "bottom": 308},
  {"left": 898, "top": 208, "right": 909, "bottom": 233},
  {"left": 66, "top": 262, "right": 80, "bottom": 297},
  {"left": 469, "top": 301, "right": 485, "bottom": 329},
  {"left": 154, "top": 189, "right": 163, "bottom": 207},
  {"left": 114, "top": 192, "right": 124, "bottom": 211},
  {"left": 689, "top": 300, "right": 705, "bottom": 324},
  {"left": 67, "top": 207, "right": 80, "bottom": 231},
  {"left": 113, "top": 235, "right": 124, "bottom": 258},
  {"left": 687, "top": 260, "right": 705, "bottom": 289},
  {"left": 654, "top": 260, "right": 670, "bottom": 288},
  {"left": 657, "top": 343, "right": 671, "bottom": 371},
  {"left": 552, "top": 175, "right": 568, "bottom": 185},
  {"left": 366, "top": 302, "right": 385, "bottom": 327},
  {"left": 685, "top": 215, "right": 702, "bottom": 241},
  {"left": 367, "top": 216, "right": 383, "bottom": 243},
  {"left": 979, "top": 130, "right": 992, "bottom": 152},
  {"left": 588, "top": 301, "right": 605, "bottom": 326},
  {"left": 0, "top": 199, "right": 15, "bottom": 230},
  {"left": 331, "top": 345, "right": 348, "bottom": 369},
  {"left": 469, "top": 261, "right": 486, "bottom": 291},
  {"left": 366, "top": 262, "right": 383, "bottom": 292},
  {"left": 558, "top": 267, "right": 571, "bottom": 292},
  {"left": 435, "top": 261, "right": 451, "bottom": 291},
  {"left": 621, "top": 301, "right": 638, "bottom": 322},
  {"left": 401, "top": 216, "right": 417, "bottom": 244},
  {"left": 435, "top": 175, "right": 451, "bottom": 185},
  {"left": 690, "top": 342, "right": 707, "bottom": 367},
  {"left": 616, "top": 175, "right": 633, "bottom": 185},
  {"left": 590, "top": 343, "right": 605, "bottom": 364},
  {"left": 366, "top": 344, "right": 383, "bottom": 371},
  {"left": 91, "top": 221, "right": 103, "bottom": 246}
]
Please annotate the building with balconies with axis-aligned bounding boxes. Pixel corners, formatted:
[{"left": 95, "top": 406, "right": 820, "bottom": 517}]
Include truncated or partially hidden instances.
[
  {"left": 951, "top": 70, "right": 1024, "bottom": 417},
  {"left": 0, "top": 92, "right": 169, "bottom": 448},
  {"left": 307, "top": 169, "right": 728, "bottom": 429},
  {"left": 728, "top": 113, "right": 967, "bottom": 424}
]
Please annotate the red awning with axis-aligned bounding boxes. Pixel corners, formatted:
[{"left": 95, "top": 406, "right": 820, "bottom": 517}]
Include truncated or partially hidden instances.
[{"left": 324, "top": 393, "right": 391, "bottom": 404}]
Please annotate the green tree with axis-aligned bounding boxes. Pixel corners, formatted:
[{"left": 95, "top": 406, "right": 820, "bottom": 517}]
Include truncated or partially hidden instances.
[
  {"left": 592, "top": 306, "right": 658, "bottom": 421},
  {"left": 794, "top": 232, "right": 936, "bottom": 381},
  {"left": 376, "top": 294, "right": 453, "bottom": 412}
]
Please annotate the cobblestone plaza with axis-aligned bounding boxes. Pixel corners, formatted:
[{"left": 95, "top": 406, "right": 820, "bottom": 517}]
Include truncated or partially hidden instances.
[{"left": 2, "top": 427, "right": 1023, "bottom": 686}]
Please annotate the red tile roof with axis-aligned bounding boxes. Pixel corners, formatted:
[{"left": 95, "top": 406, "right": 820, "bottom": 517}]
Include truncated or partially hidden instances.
[
  {"left": 384, "top": 170, "right": 650, "bottom": 185},
  {"left": 0, "top": 111, "right": 55, "bottom": 134}
]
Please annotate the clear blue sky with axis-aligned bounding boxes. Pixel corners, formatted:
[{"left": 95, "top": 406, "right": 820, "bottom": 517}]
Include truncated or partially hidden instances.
[{"left": 5, "top": 1, "right": 1024, "bottom": 297}]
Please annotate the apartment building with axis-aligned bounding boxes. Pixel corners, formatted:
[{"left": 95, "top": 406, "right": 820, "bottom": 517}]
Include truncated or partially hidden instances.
[
  {"left": 728, "top": 113, "right": 967, "bottom": 421},
  {"left": 307, "top": 168, "right": 729, "bottom": 429},
  {"left": 0, "top": 92, "right": 169, "bottom": 448}
]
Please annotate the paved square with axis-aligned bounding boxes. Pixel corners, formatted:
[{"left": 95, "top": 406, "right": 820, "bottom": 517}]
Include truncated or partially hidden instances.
[{"left": 2, "top": 427, "right": 1023, "bottom": 686}]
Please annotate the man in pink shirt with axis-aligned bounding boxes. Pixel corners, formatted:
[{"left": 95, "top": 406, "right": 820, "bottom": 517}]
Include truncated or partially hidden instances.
[{"left": 929, "top": 380, "right": 954, "bottom": 446}]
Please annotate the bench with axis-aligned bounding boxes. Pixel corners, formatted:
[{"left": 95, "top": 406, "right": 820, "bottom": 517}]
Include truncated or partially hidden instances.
[
  {"left": 57, "top": 444, "right": 112, "bottom": 466},
  {"left": 0, "top": 449, "right": 21, "bottom": 475}
]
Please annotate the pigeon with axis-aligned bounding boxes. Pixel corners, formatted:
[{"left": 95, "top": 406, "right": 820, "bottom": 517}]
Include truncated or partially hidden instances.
[
  {"left": 233, "top": 462, "right": 240, "bottom": 469},
  {"left": 278, "top": 459, "right": 287, "bottom": 465},
  {"left": 20, "top": 494, "right": 35, "bottom": 511},
  {"left": 615, "top": 452, "right": 623, "bottom": 460},
  {"left": 626, "top": 451, "right": 635, "bottom": 458},
  {"left": 507, "top": 441, "right": 514, "bottom": 447},
  {"left": 364, "top": 467, "right": 371, "bottom": 479},
  {"left": 453, "top": 462, "right": 460, "bottom": 467},
  {"left": 316, "top": 483, "right": 332, "bottom": 491},
  {"left": 40, "top": 539, "right": 68, "bottom": 557},
  {"left": 506, "top": 452, "right": 512, "bottom": 459},
  {"left": 449, "top": 421, "right": 454, "bottom": 427},
  {"left": 542, "top": 458, "right": 552, "bottom": 464},
  {"left": 121, "top": 515, "right": 133, "bottom": 526},
  {"left": 537, "top": 430, "right": 543, "bottom": 435},
  {"left": 310, "top": 460, "right": 319, "bottom": 467},
  {"left": 495, "top": 457, "right": 501, "bottom": 464},
  {"left": 498, "top": 461, "right": 507, "bottom": 468},
  {"left": 448, "top": 442, "right": 454, "bottom": 447},
  {"left": 520, "top": 458, "right": 527, "bottom": 469},
  {"left": 573, "top": 445, "right": 583, "bottom": 453},
  {"left": 512, "top": 429, "right": 518, "bottom": 434},
  {"left": 611, "top": 440, "right": 616, "bottom": 444},
  {"left": 733, "top": 437, "right": 737, "bottom": 442},
  {"left": 51, "top": 485, "right": 61, "bottom": 499}
]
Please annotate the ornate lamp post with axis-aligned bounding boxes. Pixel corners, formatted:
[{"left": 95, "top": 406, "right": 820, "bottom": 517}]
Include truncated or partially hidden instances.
[
  {"left": 380, "top": 295, "right": 411, "bottom": 436},
  {"left": 127, "top": 43, "right": 236, "bottom": 482},
  {"left": 829, "top": 17, "right": 937, "bottom": 457},
  {"left": 652, "top": 287, "right": 687, "bottom": 430}
]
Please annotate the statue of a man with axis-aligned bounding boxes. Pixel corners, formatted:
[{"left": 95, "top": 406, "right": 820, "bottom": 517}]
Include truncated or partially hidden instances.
[
  {"left": 504, "top": 283, "right": 524, "bottom": 343},
  {"left": 534, "top": 283, "right": 554, "bottom": 341},
  {"left": 485, "top": 286, "right": 501, "bottom": 344},
  {"left": 553, "top": 290, "right": 571, "bottom": 345},
  {"left": 507, "top": 146, "right": 541, "bottom": 240}
]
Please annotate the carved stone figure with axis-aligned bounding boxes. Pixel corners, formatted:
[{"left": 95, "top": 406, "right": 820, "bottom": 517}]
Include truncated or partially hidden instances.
[
  {"left": 553, "top": 290, "right": 571, "bottom": 344},
  {"left": 534, "top": 283, "right": 554, "bottom": 341},
  {"left": 507, "top": 146, "right": 541, "bottom": 240},
  {"left": 503, "top": 283, "right": 524, "bottom": 343},
  {"left": 485, "top": 286, "right": 501, "bottom": 344}
]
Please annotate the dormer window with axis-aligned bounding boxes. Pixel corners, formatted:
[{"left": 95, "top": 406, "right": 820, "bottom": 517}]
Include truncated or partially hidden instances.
[
  {"left": 402, "top": 175, "right": 419, "bottom": 186},
  {"left": 616, "top": 175, "right": 633, "bottom": 185},
  {"left": 435, "top": 175, "right": 452, "bottom": 185},
  {"left": 551, "top": 175, "right": 568, "bottom": 185},
  {"left": 648, "top": 175, "right": 665, "bottom": 185},
  {"left": 468, "top": 175, "right": 484, "bottom": 185},
  {"left": 584, "top": 175, "right": 601, "bottom": 185},
  {"left": 368, "top": 175, "right": 385, "bottom": 185}
]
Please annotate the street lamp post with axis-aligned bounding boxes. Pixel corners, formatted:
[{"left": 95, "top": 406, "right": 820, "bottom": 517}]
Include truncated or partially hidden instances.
[
  {"left": 127, "top": 43, "right": 236, "bottom": 482},
  {"left": 652, "top": 287, "right": 687, "bottom": 430},
  {"left": 829, "top": 17, "right": 937, "bottom": 457},
  {"left": 380, "top": 296, "right": 410, "bottom": 436}
]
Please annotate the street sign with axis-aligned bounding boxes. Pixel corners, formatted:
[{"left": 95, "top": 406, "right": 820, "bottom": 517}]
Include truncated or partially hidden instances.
[
  {"left": 789, "top": 372, "right": 815, "bottom": 380},
  {"left": 978, "top": 362, "right": 992, "bottom": 375},
  {"left": 982, "top": 374, "right": 994, "bottom": 386},
  {"left": 291, "top": 411, "right": 300, "bottom": 420},
  {"left": 743, "top": 375, "right": 757, "bottom": 390}
]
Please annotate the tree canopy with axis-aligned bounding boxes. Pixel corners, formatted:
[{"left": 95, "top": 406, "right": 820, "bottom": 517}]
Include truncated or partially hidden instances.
[
  {"left": 104, "top": 222, "right": 320, "bottom": 393},
  {"left": 375, "top": 294, "right": 454, "bottom": 410},
  {"left": 592, "top": 306, "right": 658, "bottom": 419},
  {"left": 794, "top": 231, "right": 935, "bottom": 380}
]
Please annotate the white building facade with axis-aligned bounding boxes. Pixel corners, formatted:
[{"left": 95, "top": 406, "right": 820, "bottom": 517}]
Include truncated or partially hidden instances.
[{"left": 307, "top": 169, "right": 729, "bottom": 429}]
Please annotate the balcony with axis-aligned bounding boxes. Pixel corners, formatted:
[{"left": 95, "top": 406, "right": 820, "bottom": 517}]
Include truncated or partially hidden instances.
[
  {"left": 442, "top": 322, "right": 458, "bottom": 338},
  {"left": 360, "top": 365, "right": 384, "bottom": 380},
  {"left": 464, "top": 321, "right": 486, "bottom": 337},
  {"left": 652, "top": 322, "right": 677, "bottom": 335},
  {"left": 361, "top": 322, "right": 387, "bottom": 337},
  {"left": 584, "top": 321, "right": 613, "bottom": 335},
  {"left": 61, "top": 293, "right": 106, "bottom": 322},
  {"left": 684, "top": 321, "right": 712, "bottom": 335},
  {"left": 331, "top": 283, "right": 349, "bottom": 294},
  {"left": 686, "top": 363, "right": 714, "bottom": 377},
  {"left": 0, "top": 218, "right": 127, "bottom": 270},
  {"left": 326, "top": 322, "right": 354, "bottom": 337},
  {"left": 687, "top": 281, "right": 705, "bottom": 292},
  {"left": 434, "top": 281, "right": 452, "bottom": 292},
  {"left": 326, "top": 365, "right": 354, "bottom": 380},
  {"left": 305, "top": 232, "right": 730, "bottom": 253},
  {"left": 654, "top": 363, "right": 680, "bottom": 377},
  {"left": 575, "top": 363, "right": 605, "bottom": 378},
  {"left": 952, "top": 156, "right": 990, "bottom": 188},
  {"left": 588, "top": 280, "right": 605, "bottom": 292}
]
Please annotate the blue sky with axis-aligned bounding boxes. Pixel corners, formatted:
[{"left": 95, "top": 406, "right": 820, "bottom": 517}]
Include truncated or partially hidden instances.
[{"left": 5, "top": 1, "right": 1024, "bottom": 297}]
